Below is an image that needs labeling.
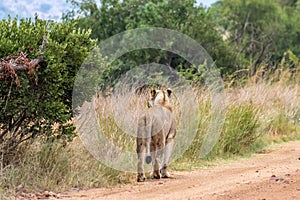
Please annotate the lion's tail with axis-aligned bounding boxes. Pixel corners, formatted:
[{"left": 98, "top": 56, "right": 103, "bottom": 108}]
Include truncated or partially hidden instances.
[
  {"left": 138, "top": 115, "right": 152, "bottom": 164},
  {"left": 145, "top": 136, "right": 152, "bottom": 164},
  {"left": 145, "top": 122, "right": 152, "bottom": 164}
]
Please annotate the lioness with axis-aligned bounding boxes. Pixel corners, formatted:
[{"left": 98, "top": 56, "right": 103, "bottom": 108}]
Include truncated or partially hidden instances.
[{"left": 136, "top": 88, "right": 176, "bottom": 182}]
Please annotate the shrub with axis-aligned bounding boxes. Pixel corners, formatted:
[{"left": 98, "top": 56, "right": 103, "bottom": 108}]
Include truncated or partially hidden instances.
[
  {"left": 217, "top": 104, "right": 260, "bottom": 154},
  {"left": 0, "top": 16, "right": 96, "bottom": 168}
]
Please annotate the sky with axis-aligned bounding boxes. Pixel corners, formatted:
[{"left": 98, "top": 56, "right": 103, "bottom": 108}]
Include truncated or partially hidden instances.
[
  {"left": 197, "top": 0, "right": 218, "bottom": 7},
  {"left": 0, "top": 0, "right": 70, "bottom": 21},
  {"left": 0, "top": 0, "right": 218, "bottom": 21}
]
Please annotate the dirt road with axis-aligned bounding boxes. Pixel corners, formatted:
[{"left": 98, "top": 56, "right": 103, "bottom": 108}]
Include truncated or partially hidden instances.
[{"left": 60, "top": 141, "right": 300, "bottom": 200}]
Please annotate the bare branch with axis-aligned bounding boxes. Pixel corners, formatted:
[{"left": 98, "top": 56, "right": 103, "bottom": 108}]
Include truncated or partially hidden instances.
[{"left": 0, "top": 36, "right": 47, "bottom": 74}]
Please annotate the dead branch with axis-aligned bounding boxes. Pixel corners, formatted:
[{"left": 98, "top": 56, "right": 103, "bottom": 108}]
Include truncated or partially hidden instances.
[{"left": 0, "top": 36, "right": 47, "bottom": 85}]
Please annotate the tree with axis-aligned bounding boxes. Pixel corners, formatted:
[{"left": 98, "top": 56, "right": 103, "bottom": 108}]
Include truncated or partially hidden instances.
[
  {"left": 212, "top": 0, "right": 300, "bottom": 76},
  {"left": 64, "top": 0, "right": 240, "bottom": 86},
  {"left": 0, "top": 16, "right": 95, "bottom": 167}
]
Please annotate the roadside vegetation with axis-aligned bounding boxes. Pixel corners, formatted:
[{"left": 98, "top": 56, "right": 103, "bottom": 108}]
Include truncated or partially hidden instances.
[{"left": 0, "top": 0, "right": 299, "bottom": 198}]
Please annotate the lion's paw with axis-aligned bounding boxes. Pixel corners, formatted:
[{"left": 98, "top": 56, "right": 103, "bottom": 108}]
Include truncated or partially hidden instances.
[
  {"left": 160, "top": 169, "right": 171, "bottom": 178},
  {"left": 150, "top": 170, "right": 161, "bottom": 179},
  {"left": 137, "top": 174, "right": 146, "bottom": 182}
]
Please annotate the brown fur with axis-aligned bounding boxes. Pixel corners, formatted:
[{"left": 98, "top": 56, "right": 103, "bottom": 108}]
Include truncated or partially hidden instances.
[{"left": 136, "top": 88, "right": 176, "bottom": 182}]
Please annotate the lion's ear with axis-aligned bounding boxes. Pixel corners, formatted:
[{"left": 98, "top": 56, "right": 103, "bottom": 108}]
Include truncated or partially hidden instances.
[
  {"left": 149, "top": 88, "right": 156, "bottom": 98},
  {"left": 166, "top": 88, "right": 172, "bottom": 97}
]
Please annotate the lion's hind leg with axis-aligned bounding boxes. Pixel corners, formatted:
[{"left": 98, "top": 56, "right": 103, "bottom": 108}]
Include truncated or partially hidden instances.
[
  {"left": 137, "top": 115, "right": 149, "bottom": 182},
  {"left": 137, "top": 137, "right": 146, "bottom": 182},
  {"left": 150, "top": 139, "right": 162, "bottom": 179},
  {"left": 160, "top": 137, "right": 174, "bottom": 178}
]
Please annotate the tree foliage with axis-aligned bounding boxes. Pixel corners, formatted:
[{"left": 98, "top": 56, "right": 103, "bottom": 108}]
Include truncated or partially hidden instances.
[
  {"left": 64, "top": 0, "right": 240, "bottom": 86},
  {"left": 0, "top": 16, "right": 95, "bottom": 166},
  {"left": 211, "top": 0, "right": 300, "bottom": 76}
]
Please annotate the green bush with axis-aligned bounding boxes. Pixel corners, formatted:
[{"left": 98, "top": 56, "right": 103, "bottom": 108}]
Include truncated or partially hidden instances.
[
  {"left": 0, "top": 16, "right": 96, "bottom": 167},
  {"left": 182, "top": 103, "right": 260, "bottom": 161},
  {"left": 217, "top": 104, "right": 260, "bottom": 154}
]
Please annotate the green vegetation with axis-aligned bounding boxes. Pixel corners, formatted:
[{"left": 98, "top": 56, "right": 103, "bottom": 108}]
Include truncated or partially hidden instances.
[
  {"left": 0, "top": 0, "right": 300, "bottom": 198},
  {"left": 0, "top": 16, "right": 95, "bottom": 167},
  {"left": 173, "top": 80, "right": 300, "bottom": 170},
  {"left": 64, "top": 0, "right": 300, "bottom": 79}
]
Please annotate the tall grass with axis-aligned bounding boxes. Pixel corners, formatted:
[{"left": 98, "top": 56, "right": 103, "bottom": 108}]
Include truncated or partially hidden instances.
[
  {"left": 0, "top": 138, "right": 132, "bottom": 198},
  {"left": 1, "top": 69, "right": 299, "bottom": 196},
  {"left": 216, "top": 104, "right": 260, "bottom": 154},
  {"left": 177, "top": 79, "right": 299, "bottom": 165}
]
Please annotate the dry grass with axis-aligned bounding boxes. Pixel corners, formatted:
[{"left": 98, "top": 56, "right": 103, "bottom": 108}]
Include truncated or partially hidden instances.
[
  {"left": 226, "top": 82, "right": 299, "bottom": 136},
  {"left": 178, "top": 78, "right": 299, "bottom": 164},
  {"left": 0, "top": 138, "right": 133, "bottom": 198},
  {"left": 1, "top": 70, "right": 299, "bottom": 196}
]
